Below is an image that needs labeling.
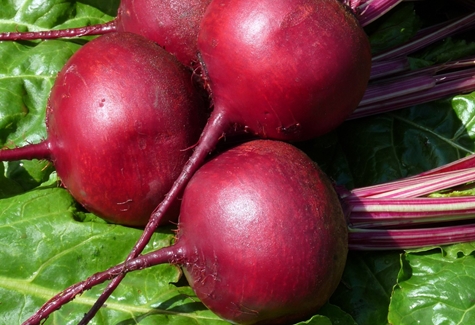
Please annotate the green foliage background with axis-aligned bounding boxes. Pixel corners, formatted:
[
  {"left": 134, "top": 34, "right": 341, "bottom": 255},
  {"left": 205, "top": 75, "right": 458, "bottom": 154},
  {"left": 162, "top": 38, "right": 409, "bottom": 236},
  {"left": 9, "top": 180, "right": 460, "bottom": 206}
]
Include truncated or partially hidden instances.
[{"left": 1, "top": 1, "right": 475, "bottom": 324}]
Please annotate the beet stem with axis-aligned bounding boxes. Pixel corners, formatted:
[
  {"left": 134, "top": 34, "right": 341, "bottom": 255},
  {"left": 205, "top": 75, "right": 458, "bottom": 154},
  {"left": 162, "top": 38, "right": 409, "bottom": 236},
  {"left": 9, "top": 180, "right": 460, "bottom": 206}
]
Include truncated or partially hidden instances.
[
  {"left": 0, "top": 141, "right": 51, "bottom": 161},
  {"left": 22, "top": 245, "right": 182, "bottom": 325},
  {"left": 0, "top": 21, "right": 117, "bottom": 40},
  {"left": 356, "top": 0, "right": 403, "bottom": 27},
  {"left": 78, "top": 111, "right": 229, "bottom": 325}
]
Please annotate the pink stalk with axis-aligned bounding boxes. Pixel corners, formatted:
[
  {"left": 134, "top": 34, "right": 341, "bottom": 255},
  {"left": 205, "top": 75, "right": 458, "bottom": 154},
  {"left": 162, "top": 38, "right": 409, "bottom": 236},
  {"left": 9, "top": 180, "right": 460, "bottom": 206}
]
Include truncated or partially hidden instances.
[
  {"left": 348, "top": 196, "right": 475, "bottom": 228},
  {"left": 369, "top": 58, "right": 410, "bottom": 80},
  {"left": 348, "top": 223, "right": 475, "bottom": 250},
  {"left": 347, "top": 168, "right": 475, "bottom": 199},
  {"left": 342, "top": 154, "right": 475, "bottom": 249},
  {"left": 415, "top": 154, "right": 475, "bottom": 177},
  {"left": 354, "top": 0, "right": 404, "bottom": 26},
  {"left": 0, "top": 21, "right": 116, "bottom": 40},
  {"left": 353, "top": 9, "right": 475, "bottom": 119},
  {"left": 351, "top": 66, "right": 475, "bottom": 119}
]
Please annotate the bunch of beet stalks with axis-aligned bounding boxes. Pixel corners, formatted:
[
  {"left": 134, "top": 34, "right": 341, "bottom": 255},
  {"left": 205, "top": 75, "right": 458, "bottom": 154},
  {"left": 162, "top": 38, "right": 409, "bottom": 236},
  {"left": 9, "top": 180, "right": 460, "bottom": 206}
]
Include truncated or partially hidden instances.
[{"left": 2, "top": 0, "right": 475, "bottom": 324}]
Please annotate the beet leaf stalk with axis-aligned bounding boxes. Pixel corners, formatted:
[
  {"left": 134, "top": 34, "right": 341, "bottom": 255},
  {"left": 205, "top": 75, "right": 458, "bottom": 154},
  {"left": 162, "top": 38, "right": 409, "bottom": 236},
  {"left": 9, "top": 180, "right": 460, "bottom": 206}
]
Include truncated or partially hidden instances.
[
  {"left": 0, "top": 21, "right": 116, "bottom": 40},
  {"left": 349, "top": 0, "right": 404, "bottom": 26},
  {"left": 350, "top": 60, "right": 475, "bottom": 119},
  {"left": 349, "top": 9, "right": 475, "bottom": 119},
  {"left": 349, "top": 224, "right": 475, "bottom": 250},
  {"left": 21, "top": 246, "right": 180, "bottom": 325},
  {"left": 342, "top": 154, "right": 475, "bottom": 249},
  {"left": 368, "top": 11, "right": 475, "bottom": 79}
]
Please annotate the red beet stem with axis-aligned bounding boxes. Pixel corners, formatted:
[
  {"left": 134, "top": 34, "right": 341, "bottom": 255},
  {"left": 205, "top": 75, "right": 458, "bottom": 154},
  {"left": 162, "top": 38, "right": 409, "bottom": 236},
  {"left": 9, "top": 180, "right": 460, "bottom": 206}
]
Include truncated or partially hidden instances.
[
  {"left": 22, "top": 244, "right": 182, "bottom": 325},
  {"left": 0, "top": 141, "right": 51, "bottom": 161},
  {"left": 78, "top": 111, "right": 230, "bottom": 324},
  {"left": 0, "top": 21, "right": 117, "bottom": 40}
]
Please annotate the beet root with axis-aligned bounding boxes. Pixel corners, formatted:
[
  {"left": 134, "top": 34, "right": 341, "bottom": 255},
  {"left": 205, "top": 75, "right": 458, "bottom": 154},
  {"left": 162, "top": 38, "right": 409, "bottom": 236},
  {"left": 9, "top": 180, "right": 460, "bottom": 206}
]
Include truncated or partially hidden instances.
[
  {"left": 82, "top": 0, "right": 368, "bottom": 317},
  {"left": 0, "top": 32, "right": 207, "bottom": 227},
  {"left": 198, "top": 0, "right": 372, "bottom": 141},
  {"left": 177, "top": 140, "right": 348, "bottom": 324},
  {"left": 22, "top": 140, "right": 348, "bottom": 325}
]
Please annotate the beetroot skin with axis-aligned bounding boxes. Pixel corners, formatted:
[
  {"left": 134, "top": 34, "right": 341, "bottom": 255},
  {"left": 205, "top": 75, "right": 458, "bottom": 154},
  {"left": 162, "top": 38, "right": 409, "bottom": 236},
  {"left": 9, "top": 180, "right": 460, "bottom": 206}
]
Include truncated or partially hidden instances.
[
  {"left": 116, "top": 0, "right": 212, "bottom": 65},
  {"left": 131, "top": 0, "right": 371, "bottom": 230},
  {"left": 0, "top": 32, "right": 207, "bottom": 226},
  {"left": 92, "top": 0, "right": 368, "bottom": 309},
  {"left": 46, "top": 32, "right": 206, "bottom": 226},
  {"left": 197, "top": 0, "right": 372, "bottom": 140},
  {"left": 177, "top": 140, "right": 348, "bottom": 324}
]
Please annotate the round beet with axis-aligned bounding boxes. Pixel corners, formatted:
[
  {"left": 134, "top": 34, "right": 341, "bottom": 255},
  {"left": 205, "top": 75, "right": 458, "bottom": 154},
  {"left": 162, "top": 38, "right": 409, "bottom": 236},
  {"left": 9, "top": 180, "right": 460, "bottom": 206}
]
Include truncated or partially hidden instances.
[
  {"left": 74, "top": 0, "right": 369, "bottom": 316},
  {"left": 178, "top": 140, "right": 348, "bottom": 324},
  {"left": 198, "top": 0, "right": 371, "bottom": 140},
  {"left": 23, "top": 140, "right": 348, "bottom": 325},
  {"left": 114, "top": 0, "right": 368, "bottom": 269},
  {"left": 0, "top": 32, "right": 207, "bottom": 226}
]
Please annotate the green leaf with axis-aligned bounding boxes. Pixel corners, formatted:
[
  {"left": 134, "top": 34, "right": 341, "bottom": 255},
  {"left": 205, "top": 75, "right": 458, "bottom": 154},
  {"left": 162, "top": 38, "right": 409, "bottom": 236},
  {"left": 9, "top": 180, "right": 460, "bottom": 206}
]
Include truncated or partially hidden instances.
[
  {"left": 388, "top": 244, "right": 475, "bottom": 325},
  {"left": 409, "top": 37, "right": 475, "bottom": 69},
  {"left": 2, "top": 1, "right": 475, "bottom": 325},
  {"left": 332, "top": 96, "right": 475, "bottom": 188},
  {"left": 366, "top": 2, "right": 421, "bottom": 55},
  {"left": 317, "top": 304, "right": 358, "bottom": 325},
  {"left": 0, "top": 39, "right": 79, "bottom": 147},
  {"left": 329, "top": 251, "right": 401, "bottom": 325},
  {"left": 0, "top": 186, "right": 229, "bottom": 325},
  {"left": 0, "top": 0, "right": 117, "bottom": 31}
]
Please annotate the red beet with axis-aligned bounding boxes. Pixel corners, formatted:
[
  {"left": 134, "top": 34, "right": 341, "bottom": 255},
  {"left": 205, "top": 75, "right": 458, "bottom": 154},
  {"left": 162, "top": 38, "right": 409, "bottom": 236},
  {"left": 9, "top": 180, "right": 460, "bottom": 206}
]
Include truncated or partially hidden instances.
[
  {"left": 198, "top": 0, "right": 371, "bottom": 141},
  {"left": 0, "top": 0, "right": 212, "bottom": 66},
  {"left": 178, "top": 140, "right": 348, "bottom": 324},
  {"left": 119, "top": 0, "right": 368, "bottom": 261},
  {"left": 80, "top": 0, "right": 370, "bottom": 317},
  {"left": 0, "top": 32, "right": 207, "bottom": 226},
  {"left": 23, "top": 140, "right": 348, "bottom": 325}
]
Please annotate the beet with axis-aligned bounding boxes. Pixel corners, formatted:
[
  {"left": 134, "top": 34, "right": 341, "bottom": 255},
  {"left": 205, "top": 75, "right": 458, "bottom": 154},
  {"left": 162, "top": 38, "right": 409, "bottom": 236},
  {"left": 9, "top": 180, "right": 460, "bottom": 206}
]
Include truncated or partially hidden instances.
[
  {"left": 198, "top": 0, "right": 371, "bottom": 140},
  {"left": 54, "top": 0, "right": 370, "bottom": 317},
  {"left": 0, "top": 32, "right": 207, "bottom": 226},
  {"left": 0, "top": 0, "right": 212, "bottom": 66},
  {"left": 177, "top": 140, "right": 348, "bottom": 324},
  {"left": 23, "top": 140, "right": 348, "bottom": 325},
  {"left": 118, "top": 0, "right": 369, "bottom": 264}
]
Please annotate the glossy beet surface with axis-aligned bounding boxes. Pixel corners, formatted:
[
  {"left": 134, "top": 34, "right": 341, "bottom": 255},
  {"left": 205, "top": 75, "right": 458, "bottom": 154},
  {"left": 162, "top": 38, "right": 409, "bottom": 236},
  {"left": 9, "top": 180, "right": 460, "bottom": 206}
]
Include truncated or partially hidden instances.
[
  {"left": 177, "top": 140, "right": 348, "bottom": 324},
  {"left": 71, "top": 0, "right": 368, "bottom": 312},
  {"left": 47, "top": 32, "right": 207, "bottom": 226},
  {"left": 130, "top": 0, "right": 371, "bottom": 232},
  {"left": 198, "top": 0, "right": 372, "bottom": 140},
  {"left": 0, "top": 32, "right": 207, "bottom": 226}
]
